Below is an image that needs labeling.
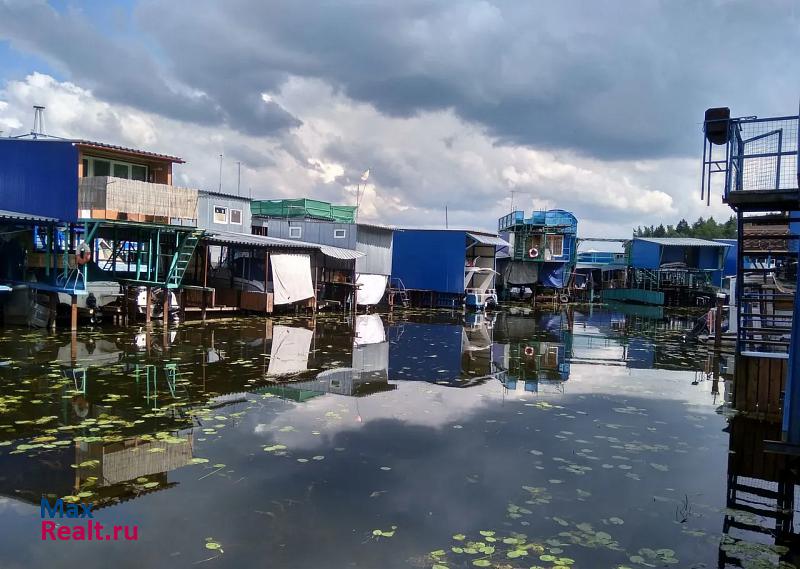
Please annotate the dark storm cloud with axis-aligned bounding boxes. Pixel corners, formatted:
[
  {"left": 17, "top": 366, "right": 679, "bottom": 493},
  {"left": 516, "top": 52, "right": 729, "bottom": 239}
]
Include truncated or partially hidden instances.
[
  {"left": 2, "top": 0, "right": 799, "bottom": 160},
  {"left": 0, "top": 0, "right": 300, "bottom": 135}
]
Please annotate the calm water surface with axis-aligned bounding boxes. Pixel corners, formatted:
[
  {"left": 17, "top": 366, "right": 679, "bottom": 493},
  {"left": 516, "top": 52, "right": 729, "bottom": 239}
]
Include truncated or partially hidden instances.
[{"left": 0, "top": 307, "right": 793, "bottom": 568}]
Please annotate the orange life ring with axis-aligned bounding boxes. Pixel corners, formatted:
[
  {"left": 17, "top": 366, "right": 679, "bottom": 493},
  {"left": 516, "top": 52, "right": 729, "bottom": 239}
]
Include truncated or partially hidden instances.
[
  {"left": 76, "top": 242, "right": 92, "bottom": 265},
  {"left": 528, "top": 247, "right": 539, "bottom": 258}
]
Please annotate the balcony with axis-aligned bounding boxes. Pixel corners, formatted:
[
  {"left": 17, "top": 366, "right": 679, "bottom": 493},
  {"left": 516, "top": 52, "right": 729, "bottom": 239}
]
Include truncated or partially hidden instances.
[{"left": 78, "top": 176, "right": 198, "bottom": 224}]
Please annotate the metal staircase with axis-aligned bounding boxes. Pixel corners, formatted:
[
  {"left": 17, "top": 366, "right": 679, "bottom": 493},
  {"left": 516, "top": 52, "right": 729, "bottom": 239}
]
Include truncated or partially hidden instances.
[
  {"left": 389, "top": 278, "right": 410, "bottom": 308},
  {"left": 166, "top": 231, "right": 202, "bottom": 288}
]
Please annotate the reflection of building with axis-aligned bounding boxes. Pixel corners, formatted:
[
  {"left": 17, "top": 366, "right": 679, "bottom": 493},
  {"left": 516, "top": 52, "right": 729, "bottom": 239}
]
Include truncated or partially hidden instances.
[
  {"left": 721, "top": 416, "right": 799, "bottom": 567},
  {"left": 493, "top": 312, "right": 572, "bottom": 394},
  {"left": 389, "top": 314, "right": 500, "bottom": 386},
  {"left": 0, "top": 431, "right": 193, "bottom": 511}
]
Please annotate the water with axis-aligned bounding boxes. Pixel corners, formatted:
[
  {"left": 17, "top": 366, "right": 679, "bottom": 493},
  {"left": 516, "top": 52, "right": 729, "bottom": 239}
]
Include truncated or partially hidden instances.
[{"left": 0, "top": 308, "right": 793, "bottom": 568}]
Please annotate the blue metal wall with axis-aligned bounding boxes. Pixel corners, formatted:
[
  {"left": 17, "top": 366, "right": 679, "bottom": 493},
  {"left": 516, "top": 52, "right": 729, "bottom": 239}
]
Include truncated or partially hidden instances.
[
  {"left": 391, "top": 230, "right": 465, "bottom": 294},
  {"left": 629, "top": 240, "right": 661, "bottom": 269},
  {"left": 715, "top": 239, "right": 738, "bottom": 276},
  {"left": 0, "top": 139, "right": 78, "bottom": 221}
]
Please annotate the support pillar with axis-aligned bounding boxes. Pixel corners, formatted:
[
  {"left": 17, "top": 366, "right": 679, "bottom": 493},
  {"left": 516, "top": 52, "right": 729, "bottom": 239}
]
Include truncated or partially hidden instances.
[
  {"left": 781, "top": 264, "right": 800, "bottom": 445},
  {"left": 70, "top": 294, "right": 78, "bottom": 332},
  {"left": 162, "top": 288, "right": 170, "bottom": 326},
  {"left": 145, "top": 286, "right": 152, "bottom": 324}
]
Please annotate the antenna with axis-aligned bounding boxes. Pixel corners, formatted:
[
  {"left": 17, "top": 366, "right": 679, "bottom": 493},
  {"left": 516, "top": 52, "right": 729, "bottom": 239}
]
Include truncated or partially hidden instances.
[
  {"left": 237, "top": 161, "right": 241, "bottom": 196},
  {"left": 218, "top": 154, "right": 223, "bottom": 193},
  {"left": 32, "top": 105, "right": 46, "bottom": 138}
]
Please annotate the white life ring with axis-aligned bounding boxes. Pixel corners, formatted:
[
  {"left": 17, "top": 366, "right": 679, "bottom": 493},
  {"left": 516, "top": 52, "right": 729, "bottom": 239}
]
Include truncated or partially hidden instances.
[
  {"left": 76, "top": 242, "right": 92, "bottom": 265},
  {"left": 559, "top": 293, "right": 569, "bottom": 304},
  {"left": 528, "top": 247, "right": 539, "bottom": 258},
  {"left": 524, "top": 346, "right": 535, "bottom": 356}
]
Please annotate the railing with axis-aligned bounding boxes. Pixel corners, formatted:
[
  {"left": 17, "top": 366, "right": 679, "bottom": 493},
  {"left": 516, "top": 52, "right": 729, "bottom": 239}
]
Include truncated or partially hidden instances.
[
  {"left": 702, "top": 113, "right": 800, "bottom": 204},
  {"left": 78, "top": 176, "right": 198, "bottom": 223}
]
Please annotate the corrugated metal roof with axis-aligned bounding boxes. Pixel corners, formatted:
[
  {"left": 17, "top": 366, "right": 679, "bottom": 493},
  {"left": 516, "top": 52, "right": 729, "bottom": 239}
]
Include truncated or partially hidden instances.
[
  {"left": 0, "top": 209, "right": 58, "bottom": 222},
  {"left": 204, "top": 231, "right": 364, "bottom": 259},
  {"left": 635, "top": 237, "right": 732, "bottom": 247},
  {"left": 468, "top": 233, "right": 509, "bottom": 247},
  {"left": 320, "top": 245, "right": 365, "bottom": 260},
  {"left": 74, "top": 140, "right": 184, "bottom": 163}
]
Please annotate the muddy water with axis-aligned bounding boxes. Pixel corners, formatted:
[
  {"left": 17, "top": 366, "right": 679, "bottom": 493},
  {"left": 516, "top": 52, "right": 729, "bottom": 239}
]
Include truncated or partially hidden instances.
[{"left": 0, "top": 308, "right": 793, "bottom": 568}]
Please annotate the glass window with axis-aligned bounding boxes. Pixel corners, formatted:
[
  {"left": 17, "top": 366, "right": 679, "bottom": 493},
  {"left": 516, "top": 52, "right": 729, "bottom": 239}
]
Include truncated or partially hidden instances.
[
  {"left": 93, "top": 159, "right": 111, "bottom": 177},
  {"left": 131, "top": 165, "right": 147, "bottom": 181},
  {"left": 213, "top": 206, "right": 228, "bottom": 224},
  {"left": 289, "top": 226, "right": 302, "bottom": 239},
  {"left": 113, "top": 163, "right": 130, "bottom": 179},
  {"left": 546, "top": 235, "right": 564, "bottom": 256},
  {"left": 334, "top": 229, "right": 346, "bottom": 239},
  {"left": 230, "top": 209, "right": 242, "bottom": 224}
]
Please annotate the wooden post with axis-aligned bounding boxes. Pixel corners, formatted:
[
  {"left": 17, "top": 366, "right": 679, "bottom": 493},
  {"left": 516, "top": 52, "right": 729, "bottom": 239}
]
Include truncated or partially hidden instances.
[
  {"left": 714, "top": 293, "right": 724, "bottom": 350},
  {"left": 202, "top": 245, "right": 209, "bottom": 321},
  {"left": 162, "top": 288, "right": 170, "bottom": 326},
  {"left": 49, "top": 293, "right": 58, "bottom": 331},
  {"left": 70, "top": 294, "right": 78, "bottom": 332},
  {"left": 145, "top": 286, "right": 152, "bottom": 324}
]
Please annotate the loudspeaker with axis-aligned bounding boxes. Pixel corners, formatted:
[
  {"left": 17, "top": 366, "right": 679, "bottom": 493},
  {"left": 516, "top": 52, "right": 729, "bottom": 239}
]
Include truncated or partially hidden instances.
[{"left": 704, "top": 107, "right": 730, "bottom": 145}]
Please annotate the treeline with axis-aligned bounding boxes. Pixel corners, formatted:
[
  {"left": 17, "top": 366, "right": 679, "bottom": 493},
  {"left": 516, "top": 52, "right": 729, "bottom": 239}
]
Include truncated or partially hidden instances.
[{"left": 633, "top": 216, "right": 736, "bottom": 239}]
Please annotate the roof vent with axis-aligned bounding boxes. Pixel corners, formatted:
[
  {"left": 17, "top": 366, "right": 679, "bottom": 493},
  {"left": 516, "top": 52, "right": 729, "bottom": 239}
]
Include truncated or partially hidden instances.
[{"left": 31, "top": 105, "right": 46, "bottom": 138}]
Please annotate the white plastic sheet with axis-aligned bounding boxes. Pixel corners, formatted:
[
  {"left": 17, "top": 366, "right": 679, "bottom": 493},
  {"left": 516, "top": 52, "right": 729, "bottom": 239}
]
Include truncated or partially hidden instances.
[
  {"left": 270, "top": 253, "right": 314, "bottom": 305},
  {"left": 267, "top": 325, "right": 313, "bottom": 376},
  {"left": 355, "top": 273, "right": 388, "bottom": 305}
]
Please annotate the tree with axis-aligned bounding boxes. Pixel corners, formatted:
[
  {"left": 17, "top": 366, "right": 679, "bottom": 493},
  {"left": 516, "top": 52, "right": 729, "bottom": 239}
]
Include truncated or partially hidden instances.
[{"left": 632, "top": 216, "right": 736, "bottom": 239}]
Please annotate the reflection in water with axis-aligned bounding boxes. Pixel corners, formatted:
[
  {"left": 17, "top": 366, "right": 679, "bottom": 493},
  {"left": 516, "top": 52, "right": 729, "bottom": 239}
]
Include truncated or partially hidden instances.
[{"left": 0, "top": 308, "right": 796, "bottom": 568}]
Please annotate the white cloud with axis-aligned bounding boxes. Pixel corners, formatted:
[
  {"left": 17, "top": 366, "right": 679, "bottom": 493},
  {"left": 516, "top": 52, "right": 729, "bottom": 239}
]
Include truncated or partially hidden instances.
[{"left": 0, "top": 72, "right": 732, "bottom": 235}]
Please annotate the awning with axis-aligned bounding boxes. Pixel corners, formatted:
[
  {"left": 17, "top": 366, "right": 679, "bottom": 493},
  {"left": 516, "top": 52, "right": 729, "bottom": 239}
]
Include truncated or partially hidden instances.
[
  {"left": 355, "top": 274, "right": 388, "bottom": 305},
  {"left": 270, "top": 253, "right": 315, "bottom": 305},
  {"left": 205, "top": 230, "right": 363, "bottom": 260},
  {"left": 468, "top": 233, "right": 509, "bottom": 247},
  {"left": 320, "top": 245, "right": 365, "bottom": 260},
  {"left": 0, "top": 209, "right": 59, "bottom": 223}
]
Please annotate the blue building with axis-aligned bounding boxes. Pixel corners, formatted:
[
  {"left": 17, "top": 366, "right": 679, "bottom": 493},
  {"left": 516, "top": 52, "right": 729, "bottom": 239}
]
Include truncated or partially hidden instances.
[
  {"left": 496, "top": 209, "right": 578, "bottom": 293},
  {"left": 628, "top": 237, "right": 731, "bottom": 287},
  {"left": 390, "top": 229, "right": 506, "bottom": 308}
]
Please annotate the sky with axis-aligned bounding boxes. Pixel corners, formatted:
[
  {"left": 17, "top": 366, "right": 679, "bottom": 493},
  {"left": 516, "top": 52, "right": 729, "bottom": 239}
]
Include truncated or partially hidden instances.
[{"left": 0, "top": 0, "right": 798, "bottom": 235}]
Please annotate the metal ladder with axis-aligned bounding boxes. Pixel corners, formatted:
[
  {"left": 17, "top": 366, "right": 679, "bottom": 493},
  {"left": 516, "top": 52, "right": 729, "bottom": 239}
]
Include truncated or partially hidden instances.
[
  {"left": 166, "top": 231, "right": 202, "bottom": 288},
  {"left": 390, "top": 278, "right": 411, "bottom": 308}
]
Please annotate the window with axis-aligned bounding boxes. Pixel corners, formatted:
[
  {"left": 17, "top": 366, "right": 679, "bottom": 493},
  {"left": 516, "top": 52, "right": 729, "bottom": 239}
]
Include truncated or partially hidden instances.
[
  {"left": 289, "top": 226, "right": 302, "bottom": 239},
  {"left": 230, "top": 209, "right": 242, "bottom": 225},
  {"left": 84, "top": 156, "right": 148, "bottom": 181},
  {"left": 92, "top": 159, "right": 111, "bottom": 177},
  {"left": 546, "top": 234, "right": 564, "bottom": 257},
  {"left": 213, "top": 206, "right": 228, "bottom": 224},
  {"left": 113, "top": 163, "right": 129, "bottom": 178},
  {"left": 131, "top": 165, "right": 147, "bottom": 181},
  {"left": 334, "top": 229, "right": 347, "bottom": 239}
]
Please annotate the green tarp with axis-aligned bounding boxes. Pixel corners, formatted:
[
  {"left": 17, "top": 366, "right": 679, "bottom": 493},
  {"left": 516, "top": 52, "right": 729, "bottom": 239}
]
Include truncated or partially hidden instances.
[{"left": 251, "top": 199, "right": 357, "bottom": 223}]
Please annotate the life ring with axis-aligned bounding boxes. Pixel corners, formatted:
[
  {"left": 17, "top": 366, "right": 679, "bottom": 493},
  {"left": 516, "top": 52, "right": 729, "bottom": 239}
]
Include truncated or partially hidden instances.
[
  {"left": 76, "top": 242, "right": 92, "bottom": 265},
  {"left": 524, "top": 346, "right": 535, "bottom": 356},
  {"left": 559, "top": 293, "right": 569, "bottom": 304},
  {"left": 528, "top": 247, "right": 539, "bottom": 258}
]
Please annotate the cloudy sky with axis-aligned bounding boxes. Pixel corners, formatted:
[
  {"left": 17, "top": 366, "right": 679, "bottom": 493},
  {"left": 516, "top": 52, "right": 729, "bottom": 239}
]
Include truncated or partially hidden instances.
[{"left": 0, "top": 0, "right": 798, "bottom": 235}]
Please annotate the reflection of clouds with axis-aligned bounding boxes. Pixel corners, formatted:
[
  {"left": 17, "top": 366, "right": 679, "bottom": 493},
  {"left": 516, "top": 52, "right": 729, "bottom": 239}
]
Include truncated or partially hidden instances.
[
  {"left": 249, "top": 381, "right": 505, "bottom": 448},
  {"left": 0, "top": 496, "right": 36, "bottom": 515}
]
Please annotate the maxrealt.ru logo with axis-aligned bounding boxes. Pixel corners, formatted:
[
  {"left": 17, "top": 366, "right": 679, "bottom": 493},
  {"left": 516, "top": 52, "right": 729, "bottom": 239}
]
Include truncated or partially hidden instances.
[{"left": 40, "top": 498, "right": 139, "bottom": 541}]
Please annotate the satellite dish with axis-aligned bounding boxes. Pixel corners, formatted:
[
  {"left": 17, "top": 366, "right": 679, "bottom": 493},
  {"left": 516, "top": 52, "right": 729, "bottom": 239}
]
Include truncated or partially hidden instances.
[{"left": 704, "top": 107, "right": 730, "bottom": 145}]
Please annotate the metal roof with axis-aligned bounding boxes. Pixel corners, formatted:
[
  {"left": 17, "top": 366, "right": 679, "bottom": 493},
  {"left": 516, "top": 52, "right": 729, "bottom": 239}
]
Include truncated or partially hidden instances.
[
  {"left": 73, "top": 140, "right": 184, "bottom": 163},
  {"left": 468, "top": 233, "right": 509, "bottom": 247},
  {"left": 0, "top": 209, "right": 58, "bottom": 223},
  {"left": 635, "top": 237, "right": 732, "bottom": 248},
  {"left": 204, "top": 231, "right": 364, "bottom": 259}
]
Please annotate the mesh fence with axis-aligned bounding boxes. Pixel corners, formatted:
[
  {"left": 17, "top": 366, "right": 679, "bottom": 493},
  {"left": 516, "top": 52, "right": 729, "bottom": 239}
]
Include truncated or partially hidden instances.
[{"left": 730, "top": 117, "right": 799, "bottom": 192}]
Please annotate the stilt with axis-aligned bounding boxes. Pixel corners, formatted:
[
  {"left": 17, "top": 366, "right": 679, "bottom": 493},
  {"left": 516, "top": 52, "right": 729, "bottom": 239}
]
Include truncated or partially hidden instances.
[
  {"left": 145, "top": 286, "right": 152, "bottom": 324},
  {"left": 714, "top": 293, "right": 724, "bottom": 350},
  {"left": 48, "top": 292, "right": 58, "bottom": 331},
  {"left": 162, "top": 288, "right": 170, "bottom": 326},
  {"left": 70, "top": 294, "right": 78, "bottom": 332}
]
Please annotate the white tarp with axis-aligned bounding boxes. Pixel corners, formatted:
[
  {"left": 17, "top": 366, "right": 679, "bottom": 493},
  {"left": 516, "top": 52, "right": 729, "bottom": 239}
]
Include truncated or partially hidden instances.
[
  {"left": 270, "top": 253, "right": 314, "bottom": 305},
  {"left": 267, "top": 325, "right": 313, "bottom": 376},
  {"left": 354, "top": 314, "right": 386, "bottom": 346},
  {"left": 355, "top": 273, "right": 388, "bottom": 305}
]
